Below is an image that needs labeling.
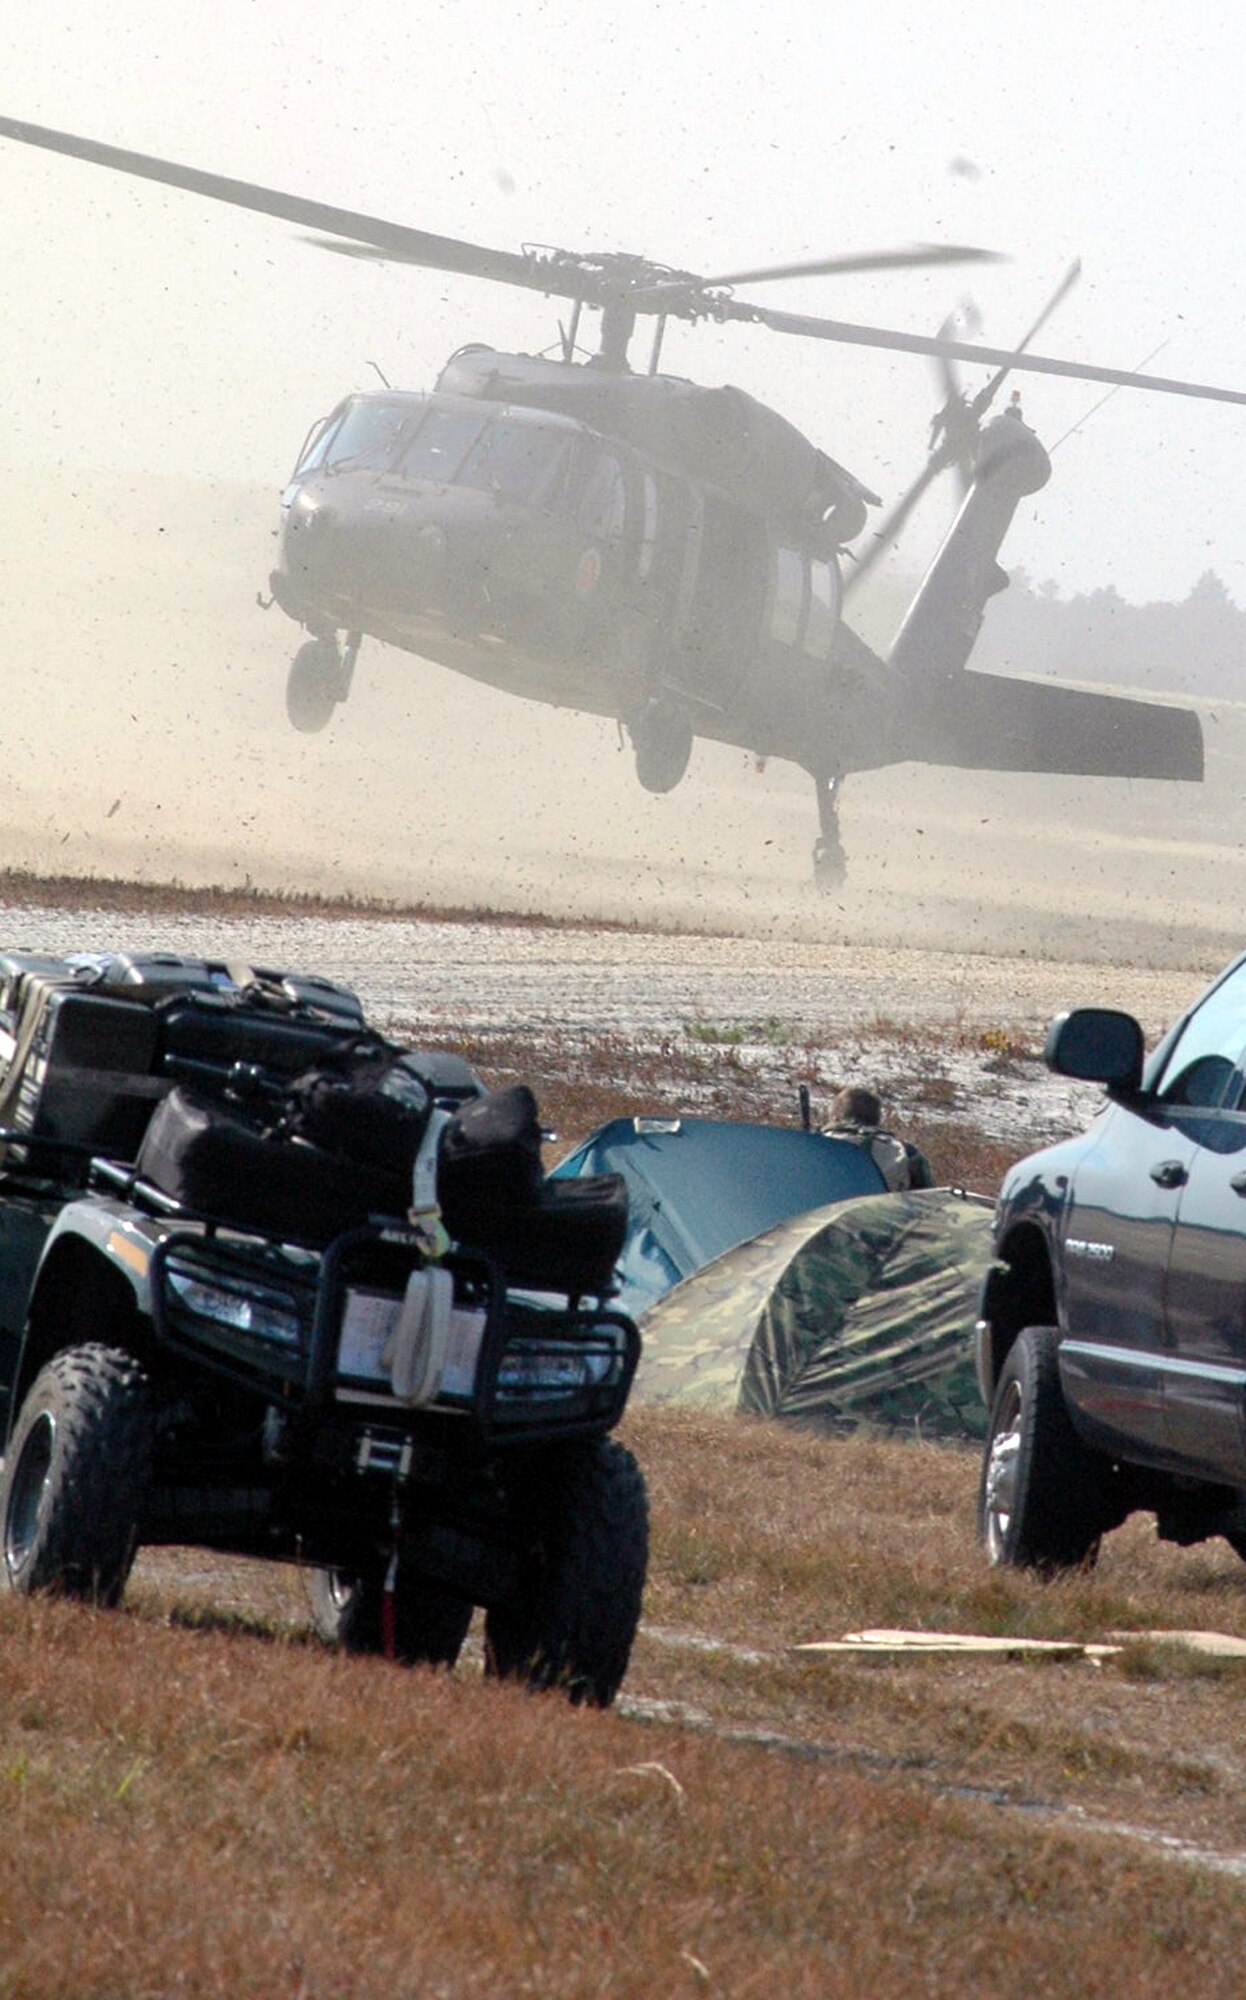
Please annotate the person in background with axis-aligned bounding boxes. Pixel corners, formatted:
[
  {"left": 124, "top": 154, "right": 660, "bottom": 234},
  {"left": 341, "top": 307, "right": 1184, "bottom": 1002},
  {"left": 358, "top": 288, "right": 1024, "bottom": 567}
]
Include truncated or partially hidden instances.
[{"left": 824, "top": 1085, "right": 935, "bottom": 1191}]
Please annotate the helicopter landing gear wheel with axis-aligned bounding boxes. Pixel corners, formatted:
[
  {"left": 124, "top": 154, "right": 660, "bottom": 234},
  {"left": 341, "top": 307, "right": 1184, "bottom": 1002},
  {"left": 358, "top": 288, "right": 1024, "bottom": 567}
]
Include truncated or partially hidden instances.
[
  {"left": 811, "top": 771, "right": 846, "bottom": 891},
  {"left": 287, "top": 636, "right": 353, "bottom": 734},
  {"left": 627, "top": 699, "right": 693, "bottom": 794}
]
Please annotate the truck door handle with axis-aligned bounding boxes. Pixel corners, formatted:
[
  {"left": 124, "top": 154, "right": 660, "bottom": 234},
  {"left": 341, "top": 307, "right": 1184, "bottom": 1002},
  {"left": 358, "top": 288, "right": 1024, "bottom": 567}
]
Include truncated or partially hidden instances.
[
  {"left": 1231, "top": 1170, "right": 1246, "bottom": 1196},
  {"left": 1150, "top": 1160, "right": 1188, "bottom": 1189}
]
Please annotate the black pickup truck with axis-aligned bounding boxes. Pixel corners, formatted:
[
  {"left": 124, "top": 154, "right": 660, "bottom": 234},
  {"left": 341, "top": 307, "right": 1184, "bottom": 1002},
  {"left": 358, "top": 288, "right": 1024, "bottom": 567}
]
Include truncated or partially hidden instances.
[
  {"left": 977, "top": 949, "right": 1246, "bottom": 1572},
  {"left": 0, "top": 949, "right": 646, "bottom": 1705}
]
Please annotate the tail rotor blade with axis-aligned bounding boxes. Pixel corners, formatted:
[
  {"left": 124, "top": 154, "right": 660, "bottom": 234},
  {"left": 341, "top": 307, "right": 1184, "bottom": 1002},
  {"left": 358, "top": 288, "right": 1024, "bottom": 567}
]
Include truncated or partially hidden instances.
[
  {"left": 933, "top": 300, "right": 981, "bottom": 492},
  {"left": 844, "top": 454, "right": 949, "bottom": 595},
  {"left": 970, "top": 259, "right": 1081, "bottom": 418}
]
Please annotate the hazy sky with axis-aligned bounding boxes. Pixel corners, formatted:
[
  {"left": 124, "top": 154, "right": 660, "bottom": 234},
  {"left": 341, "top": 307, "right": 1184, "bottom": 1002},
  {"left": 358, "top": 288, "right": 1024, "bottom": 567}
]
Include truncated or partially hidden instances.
[{"left": 5, "top": 0, "right": 1245, "bottom": 604}]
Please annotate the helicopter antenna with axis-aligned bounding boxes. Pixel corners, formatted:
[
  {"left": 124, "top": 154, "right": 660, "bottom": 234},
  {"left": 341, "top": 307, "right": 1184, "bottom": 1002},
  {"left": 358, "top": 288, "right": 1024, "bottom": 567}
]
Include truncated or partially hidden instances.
[
  {"left": 1048, "top": 337, "right": 1171, "bottom": 453},
  {"left": 366, "top": 359, "right": 392, "bottom": 389}
]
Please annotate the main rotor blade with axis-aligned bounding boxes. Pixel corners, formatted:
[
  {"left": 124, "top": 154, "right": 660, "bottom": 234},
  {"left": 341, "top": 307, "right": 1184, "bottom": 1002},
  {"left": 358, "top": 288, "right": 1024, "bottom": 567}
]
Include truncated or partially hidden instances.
[
  {"left": 633, "top": 242, "right": 1004, "bottom": 304},
  {"left": 0, "top": 113, "right": 575, "bottom": 301},
  {"left": 726, "top": 297, "right": 1246, "bottom": 407}
]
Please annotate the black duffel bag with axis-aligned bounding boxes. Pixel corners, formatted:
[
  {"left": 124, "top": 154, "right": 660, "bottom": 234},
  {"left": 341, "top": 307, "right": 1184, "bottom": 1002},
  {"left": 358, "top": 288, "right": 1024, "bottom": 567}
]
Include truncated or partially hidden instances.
[
  {"left": 136, "top": 1086, "right": 411, "bottom": 1244},
  {"left": 471, "top": 1174, "right": 628, "bottom": 1297},
  {"left": 438, "top": 1085, "right": 626, "bottom": 1295},
  {"left": 279, "top": 1046, "right": 432, "bottom": 1183},
  {"left": 438, "top": 1084, "right": 543, "bottom": 1225}
]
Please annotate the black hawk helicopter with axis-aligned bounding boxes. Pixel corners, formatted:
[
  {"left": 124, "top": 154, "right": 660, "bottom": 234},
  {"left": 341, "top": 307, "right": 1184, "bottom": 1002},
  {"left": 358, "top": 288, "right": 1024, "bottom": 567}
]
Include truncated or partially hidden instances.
[{"left": 4, "top": 115, "right": 1246, "bottom": 887}]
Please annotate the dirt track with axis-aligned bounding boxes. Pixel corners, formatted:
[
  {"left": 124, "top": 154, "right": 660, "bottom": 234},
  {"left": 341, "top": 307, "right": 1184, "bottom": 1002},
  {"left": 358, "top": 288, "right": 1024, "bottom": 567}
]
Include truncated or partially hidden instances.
[{"left": 0, "top": 896, "right": 1210, "bottom": 1047}]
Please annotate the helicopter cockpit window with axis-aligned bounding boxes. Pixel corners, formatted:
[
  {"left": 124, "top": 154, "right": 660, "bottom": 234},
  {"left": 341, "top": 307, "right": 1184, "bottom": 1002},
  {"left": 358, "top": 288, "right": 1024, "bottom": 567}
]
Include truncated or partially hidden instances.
[
  {"left": 321, "top": 400, "right": 413, "bottom": 474},
  {"left": 455, "top": 422, "right": 571, "bottom": 505},
  {"left": 579, "top": 454, "right": 627, "bottom": 541},
  {"left": 399, "top": 408, "right": 485, "bottom": 484},
  {"left": 293, "top": 411, "right": 345, "bottom": 477},
  {"left": 771, "top": 548, "right": 806, "bottom": 647}
]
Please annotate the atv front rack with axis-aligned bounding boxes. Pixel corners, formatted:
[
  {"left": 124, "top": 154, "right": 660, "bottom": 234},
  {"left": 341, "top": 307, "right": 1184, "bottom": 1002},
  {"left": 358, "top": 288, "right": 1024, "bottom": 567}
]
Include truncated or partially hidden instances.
[{"left": 146, "top": 1218, "right": 640, "bottom": 1452}]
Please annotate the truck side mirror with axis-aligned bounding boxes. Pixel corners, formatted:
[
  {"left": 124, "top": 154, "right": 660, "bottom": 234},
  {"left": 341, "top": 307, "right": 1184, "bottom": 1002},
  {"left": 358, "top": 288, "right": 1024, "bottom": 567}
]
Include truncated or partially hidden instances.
[{"left": 1044, "top": 1008, "right": 1145, "bottom": 1092}]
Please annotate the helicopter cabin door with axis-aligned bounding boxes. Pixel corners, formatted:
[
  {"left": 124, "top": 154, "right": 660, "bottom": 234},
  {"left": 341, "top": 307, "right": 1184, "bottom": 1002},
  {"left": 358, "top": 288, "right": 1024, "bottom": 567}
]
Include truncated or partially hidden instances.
[{"left": 675, "top": 496, "right": 768, "bottom": 711}]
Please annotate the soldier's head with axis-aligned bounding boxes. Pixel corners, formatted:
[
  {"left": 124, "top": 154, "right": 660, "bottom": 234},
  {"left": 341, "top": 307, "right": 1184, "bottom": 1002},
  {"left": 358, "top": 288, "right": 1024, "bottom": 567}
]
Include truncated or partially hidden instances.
[{"left": 828, "top": 1085, "right": 884, "bottom": 1129}]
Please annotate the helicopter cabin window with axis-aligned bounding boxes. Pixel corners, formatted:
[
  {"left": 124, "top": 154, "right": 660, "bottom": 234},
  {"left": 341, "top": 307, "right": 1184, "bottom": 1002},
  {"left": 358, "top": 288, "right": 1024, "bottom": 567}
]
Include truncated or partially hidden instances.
[
  {"left": 639, "top": 474, "right": 659, "bottom": 581},
  {"left": 399, "top": 408, "right": 485, "bottom": 484},
  {"left": 455, "top": 421, "right": 571, "bottom": 506},
  {"left": 321, "top": 399, "right": 414, "bottom": 474},
  {"left": 579, "top": 453, "right": 627, "bottom": 542},
  {"left": 803, "top": 560, "right": 840, "bottom": 660},
  {"left": 770, "top": 548, "right": 806, "bottom": 648}
]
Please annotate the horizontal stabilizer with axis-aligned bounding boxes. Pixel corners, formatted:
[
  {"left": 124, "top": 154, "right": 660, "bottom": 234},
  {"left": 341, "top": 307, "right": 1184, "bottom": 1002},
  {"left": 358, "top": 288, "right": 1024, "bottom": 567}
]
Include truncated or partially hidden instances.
[{"left": 912, "top": 670, "right": 1203, "bottom": 783}]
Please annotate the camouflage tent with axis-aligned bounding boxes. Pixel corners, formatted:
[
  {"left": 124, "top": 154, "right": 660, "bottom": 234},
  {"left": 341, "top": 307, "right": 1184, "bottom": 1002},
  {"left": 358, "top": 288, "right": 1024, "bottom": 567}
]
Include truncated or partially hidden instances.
[{"left": 633, "top": 1188, "right": 995, "bottom": 1441}]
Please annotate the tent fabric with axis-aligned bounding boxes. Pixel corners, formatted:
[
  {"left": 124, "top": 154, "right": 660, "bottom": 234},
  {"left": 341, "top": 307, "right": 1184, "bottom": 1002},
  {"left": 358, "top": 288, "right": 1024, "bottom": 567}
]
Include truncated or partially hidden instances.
[{"left": 633, "top": 1188, "right": 995, "bottom": 1440}]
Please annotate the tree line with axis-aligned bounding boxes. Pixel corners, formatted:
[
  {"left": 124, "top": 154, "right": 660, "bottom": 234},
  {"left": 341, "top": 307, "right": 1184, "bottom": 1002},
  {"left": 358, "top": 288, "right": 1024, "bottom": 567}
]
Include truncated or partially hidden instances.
[{"left": 979, "top": 568, "right": 1244, "bottom": 700}]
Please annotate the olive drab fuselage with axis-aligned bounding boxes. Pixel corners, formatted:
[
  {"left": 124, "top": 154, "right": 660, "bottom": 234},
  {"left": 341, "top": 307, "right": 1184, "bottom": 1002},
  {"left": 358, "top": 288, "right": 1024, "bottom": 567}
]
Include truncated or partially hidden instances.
[{"left": 269, "top": 366, "right": 852, "bottom": 773}]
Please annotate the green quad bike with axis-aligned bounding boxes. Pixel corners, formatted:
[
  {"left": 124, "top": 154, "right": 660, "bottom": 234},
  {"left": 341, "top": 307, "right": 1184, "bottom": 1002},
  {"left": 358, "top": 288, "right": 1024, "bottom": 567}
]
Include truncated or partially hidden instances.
[{"left": 0, "top": 949, "right": 646, "bottom": 1707}]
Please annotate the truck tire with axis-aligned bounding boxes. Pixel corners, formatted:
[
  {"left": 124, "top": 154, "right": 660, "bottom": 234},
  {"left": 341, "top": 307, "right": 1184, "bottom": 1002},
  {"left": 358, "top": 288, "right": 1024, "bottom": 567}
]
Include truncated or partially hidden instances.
[
  {"left": 1, "top": 1344, "right": 152, "bottom": 1605},
  {"left": 978, "top": 1324, "right": 1104, "bottom": 1570},
  {"left": 484, "top": 1437, "right": 648, "bottom": 1707},
  {"left": 309, "top": 1564, "right": 473, "bottom": 1668}
]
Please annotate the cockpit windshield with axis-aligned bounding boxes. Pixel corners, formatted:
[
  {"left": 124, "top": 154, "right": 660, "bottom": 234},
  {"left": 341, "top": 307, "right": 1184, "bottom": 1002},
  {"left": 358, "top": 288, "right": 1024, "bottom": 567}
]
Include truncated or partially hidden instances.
[
  {"left": 455, "top": 421, "right": 571, "bottom": 504},
  {"left": 398, "top": 408, "right": 485, "bottom": 484},
  {"left": 304, "top": 399, "right": 415, "bottom": 475}
]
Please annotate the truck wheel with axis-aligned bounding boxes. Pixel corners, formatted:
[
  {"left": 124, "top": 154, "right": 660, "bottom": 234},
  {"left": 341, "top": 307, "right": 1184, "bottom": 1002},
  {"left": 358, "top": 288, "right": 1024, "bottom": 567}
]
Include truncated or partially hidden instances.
[
  {"left": 484, "top": 1437, "right": 648, "bottom": 1707},
  {"left": 309, "top": 1565, "right": 473, "bottom": 1668},
  {"left": 978, "top": 1325, "right": 1104, "bottom": 1570},
  {"left": 1, "top": 1344, "right": 152, "bottom": 1606}
]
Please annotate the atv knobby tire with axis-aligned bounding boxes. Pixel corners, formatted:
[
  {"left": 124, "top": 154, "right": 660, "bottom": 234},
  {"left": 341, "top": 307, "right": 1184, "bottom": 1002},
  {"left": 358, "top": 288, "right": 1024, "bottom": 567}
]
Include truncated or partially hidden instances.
[
  {"left": 485, "top": 1436, "right": 648, "bottom": 1707},
  {"left": 310, "top": 1564, "right": 473, "bottom": 1668},
  {"left": 1, "top": 1344, "right": 152, "bottom": 1604}
]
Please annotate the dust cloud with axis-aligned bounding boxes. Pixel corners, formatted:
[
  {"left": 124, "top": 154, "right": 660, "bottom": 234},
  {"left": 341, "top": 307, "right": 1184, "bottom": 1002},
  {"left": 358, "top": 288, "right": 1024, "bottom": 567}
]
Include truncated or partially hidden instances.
[{"left": 4, "top": 467, "right": 1244, "bottom": 974}]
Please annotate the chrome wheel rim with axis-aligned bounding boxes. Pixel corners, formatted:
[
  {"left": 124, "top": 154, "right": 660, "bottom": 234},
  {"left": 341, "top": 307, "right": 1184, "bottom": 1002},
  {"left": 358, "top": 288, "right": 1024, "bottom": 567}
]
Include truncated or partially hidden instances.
[
  {"left": 983, "top": 1381, "right": 1023, "bottom": 1563},
  {"left": 5, "top": 1411, "right": 55, "bottom": 1582},
  {"left": 322, "top": 1571, "right": 357, "bottom": 1613}
]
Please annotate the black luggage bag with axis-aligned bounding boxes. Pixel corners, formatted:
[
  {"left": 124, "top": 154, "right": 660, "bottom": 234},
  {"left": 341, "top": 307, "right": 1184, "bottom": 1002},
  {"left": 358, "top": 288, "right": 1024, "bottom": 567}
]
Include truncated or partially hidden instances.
[
  {"left": 136, "top": 1087, "right": 411, "bottom": 1244},
  {"left": 439, "top": 1085, "right": 627, "bottom": 1296}
]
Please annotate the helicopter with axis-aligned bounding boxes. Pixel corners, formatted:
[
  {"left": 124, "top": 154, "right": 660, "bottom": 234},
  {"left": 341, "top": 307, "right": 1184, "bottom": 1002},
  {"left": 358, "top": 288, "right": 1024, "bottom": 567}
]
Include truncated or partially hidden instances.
[{"left": 4, "top": 114, "right": 1246, "bottom": 888}]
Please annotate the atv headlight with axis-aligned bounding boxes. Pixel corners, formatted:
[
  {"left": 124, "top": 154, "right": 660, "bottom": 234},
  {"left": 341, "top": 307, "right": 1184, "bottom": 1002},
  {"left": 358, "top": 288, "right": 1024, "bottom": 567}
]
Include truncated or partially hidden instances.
[
  {"left": 165, "top": 1265, "right": 304, "bottom": 1348},
  {"left": 495, "top": 1329, "right": 625, "bottom": 1399}
]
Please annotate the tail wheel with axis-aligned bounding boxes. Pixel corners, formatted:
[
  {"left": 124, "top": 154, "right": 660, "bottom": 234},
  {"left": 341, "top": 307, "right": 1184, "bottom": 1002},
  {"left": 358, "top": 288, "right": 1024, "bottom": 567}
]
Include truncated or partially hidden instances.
[
  {"left": 978, "top": 1324, "right": 1106, "bottom": 1570},
  {"left": 485, "top": 1437, "right": 648, "bottom": 1707},
  {"left": 1, "top": 1344, "right": 152, "bottom": 1605},
  {"left": 309, "top": 1564, "right": 473, "bottom": 1668}
]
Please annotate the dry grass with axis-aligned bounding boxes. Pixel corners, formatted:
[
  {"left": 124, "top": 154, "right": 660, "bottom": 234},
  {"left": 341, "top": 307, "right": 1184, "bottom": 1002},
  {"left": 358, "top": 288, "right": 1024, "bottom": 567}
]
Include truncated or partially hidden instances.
[
  {"left": 0, "top": 868, "right": 647, "bottom": 935},
  {"left": 0, "top": 869, "right": 1239, "bottom": 1984},
  {"left": 8, "top": 1412, "right": 1246, "bottom": 1994}
]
